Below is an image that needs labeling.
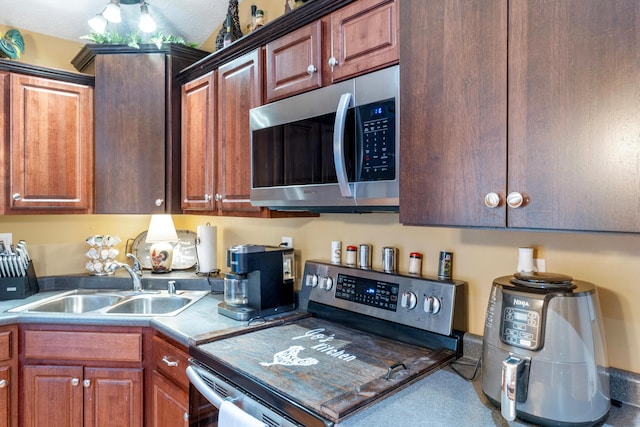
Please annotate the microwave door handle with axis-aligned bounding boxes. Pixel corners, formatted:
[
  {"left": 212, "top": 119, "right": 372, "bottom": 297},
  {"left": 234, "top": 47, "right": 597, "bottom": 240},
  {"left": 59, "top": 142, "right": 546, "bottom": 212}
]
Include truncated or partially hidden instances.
[
  {"left": 334, "top": 92, "right": 353, "bottom": 198},
  {"left": 186, "top": 365, "right": 225, "bottom": 408}
]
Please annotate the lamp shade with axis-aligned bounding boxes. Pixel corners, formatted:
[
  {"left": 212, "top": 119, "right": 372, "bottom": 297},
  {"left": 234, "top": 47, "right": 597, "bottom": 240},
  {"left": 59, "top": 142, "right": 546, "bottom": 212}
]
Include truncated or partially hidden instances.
[
  {"left": 146, "top": 215, "right": 179, "bottom": 243},
  {"left": 103, "top": 0, "right": 122, "bottom": 23}
]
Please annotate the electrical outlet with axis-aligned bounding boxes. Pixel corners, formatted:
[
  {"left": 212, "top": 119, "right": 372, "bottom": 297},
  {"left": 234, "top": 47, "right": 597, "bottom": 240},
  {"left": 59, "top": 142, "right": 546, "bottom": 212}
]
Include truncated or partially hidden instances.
[
  {"left": 534, "top": 258, "right": 546, "bottom": 272},
  {"left": 281, "top": 236, "right": 293, "bottom": 248}
]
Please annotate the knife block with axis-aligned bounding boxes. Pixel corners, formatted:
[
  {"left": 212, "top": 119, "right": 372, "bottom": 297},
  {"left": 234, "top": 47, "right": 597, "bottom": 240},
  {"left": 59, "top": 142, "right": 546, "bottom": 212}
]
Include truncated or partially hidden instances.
[{"left": 0, "top": 261, "right": 39, "bottom": 300}]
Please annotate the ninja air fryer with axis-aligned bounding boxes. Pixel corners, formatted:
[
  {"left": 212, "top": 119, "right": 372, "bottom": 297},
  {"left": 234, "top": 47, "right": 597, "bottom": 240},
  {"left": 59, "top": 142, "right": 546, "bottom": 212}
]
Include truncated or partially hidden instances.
[{"left": 481, "top": 272, "right": 610, "bottom": 426}]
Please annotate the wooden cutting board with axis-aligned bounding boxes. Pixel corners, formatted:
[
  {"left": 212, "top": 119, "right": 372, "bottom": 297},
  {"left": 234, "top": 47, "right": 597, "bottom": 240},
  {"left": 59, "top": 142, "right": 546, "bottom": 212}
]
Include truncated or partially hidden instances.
[{"left": 196, "top": 317, "right": 455, "bottom": 422}]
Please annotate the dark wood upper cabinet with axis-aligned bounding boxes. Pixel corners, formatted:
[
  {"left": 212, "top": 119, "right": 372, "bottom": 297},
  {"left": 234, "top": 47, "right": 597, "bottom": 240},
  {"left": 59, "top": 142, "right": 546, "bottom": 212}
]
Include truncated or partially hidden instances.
[
  {"left": 507, "top": 0, "right": 640, "bottom": 232},
  {"left": 400, "top": 0, "right": 640, "bottom": 233},
  {"left": 181, "top": 72, "right": 217, "bottom": 212},
  {"left": 400, "top": 0, "right": 507, "bottom": 228},
  {"left": 0, "top": 71, "right": 94, "bottom": 214},
  {"left": 74, "top": 44, "right": 207, "bottom": 214}
]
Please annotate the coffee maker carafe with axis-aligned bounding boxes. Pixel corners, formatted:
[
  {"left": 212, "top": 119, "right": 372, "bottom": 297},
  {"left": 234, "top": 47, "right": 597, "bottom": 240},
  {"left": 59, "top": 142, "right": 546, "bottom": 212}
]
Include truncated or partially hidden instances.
[{"left": 218, "top": 244, "right": 295, "bottom": 321}]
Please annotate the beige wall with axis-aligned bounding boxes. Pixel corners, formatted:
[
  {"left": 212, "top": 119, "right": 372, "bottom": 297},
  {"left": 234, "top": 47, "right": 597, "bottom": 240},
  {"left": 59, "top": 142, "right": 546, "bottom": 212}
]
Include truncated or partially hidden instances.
[
  {"left": 0, "top": 25, "right": 84, "bottom": 73},
  {"left": 1, "top": 213, "right": 639, "bottom": 374},
  {"left": 201, "top": 0, "right": 296, "bottom": 52}
]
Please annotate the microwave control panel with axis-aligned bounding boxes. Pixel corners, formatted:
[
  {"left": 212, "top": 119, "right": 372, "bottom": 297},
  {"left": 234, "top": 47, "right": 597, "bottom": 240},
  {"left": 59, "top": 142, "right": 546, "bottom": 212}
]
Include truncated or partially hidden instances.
[{"left": 358, "top": 99, "right": 396, "bottom": 182}]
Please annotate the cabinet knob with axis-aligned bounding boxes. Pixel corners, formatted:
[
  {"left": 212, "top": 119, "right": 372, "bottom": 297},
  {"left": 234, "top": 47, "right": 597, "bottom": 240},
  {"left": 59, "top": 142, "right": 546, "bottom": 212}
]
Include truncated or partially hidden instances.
[
  {"left": 328, "top": 57, "right": 338, "bottom": 67},
  {"left": 215, "top": 193, "right": 222, "bottom": 201},
  {"left": 0, "top": 379, "right": 7, "bottom": 388},
  {"left": 307, "top": 65, "right": 317, "bottom": 75},
  {"left": 506, "top": 192, "right": 525, "bottom": 209},
  {"left": 12, "top": 193, "right": 21, "bottom": 201},
  {"left": 183, "top": 412, "right": 189, "bottom": 422},
  {"left": 83, "top": 379, "right": 91, "bottom": 388},
  {"left": 155, "top": 198, "right": 164, "bottom": 207},
  {"left": 204, "top": 193, "right": 211, "bottom": 201},
  {"left": 71, "top": 378, "right": 80, "bottom": 386},
  {"left": 484, "top": 192, "right": 502, "bottom": 208},
  {"left": 162, "top": 355, "right": 179, "bottom": 367}
]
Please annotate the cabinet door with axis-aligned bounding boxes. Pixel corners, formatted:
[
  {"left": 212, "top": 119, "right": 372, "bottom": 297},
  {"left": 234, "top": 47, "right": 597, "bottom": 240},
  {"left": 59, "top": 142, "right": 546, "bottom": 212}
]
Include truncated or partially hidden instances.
[
  {"left": 22, "top": 365, "right": 84, "bottom": 427},
  {"left": 508, "top": 0, "right": 640, "bottom": 232},
  {"left": 399, "top": 0, "right": 507, "bottom": 227},
  {"left": 94, "top": 54, "right": 166, "bottom": 214},
  {"left": 150, "top": 371, "right": 188, "bottom": 427},
  {"left": 9, "top": 74, "right": 93, "bottom": 213},
  {"left": 84, "top": 367, "right": 143, "bottom": 427},
  {"left": 181, "top": 72, "right": 217, "bottom": 211},
  {"left": 217, "top": 49, "right": 263, "bottom": 213},
  {"left": 265, "top": 20, "right": 323, "bottom": 103},
  {"left": 0, "top": 366, "right": 10, "bottom": 427},
  {"left": 327, "top": 0, "right": 399, "bottom": 84}
]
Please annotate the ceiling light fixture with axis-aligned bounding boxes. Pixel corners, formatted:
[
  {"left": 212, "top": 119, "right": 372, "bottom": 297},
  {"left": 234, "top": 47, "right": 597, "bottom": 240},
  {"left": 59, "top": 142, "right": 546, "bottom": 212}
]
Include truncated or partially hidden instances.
[
  {"left": 88, "top": 0, "right": 157, "bottom": 34},
  {"left": 138, "top": 2, "right": 157, "bottom": 33},
  {"left": 102, "top": 0, "right": 122, "bottom": 23}
]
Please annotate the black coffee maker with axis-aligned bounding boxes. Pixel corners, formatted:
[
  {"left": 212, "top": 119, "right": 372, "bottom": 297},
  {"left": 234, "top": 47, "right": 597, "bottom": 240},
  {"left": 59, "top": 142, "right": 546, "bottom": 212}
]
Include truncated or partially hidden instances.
[{"left": 218, "top": 244, "right": 295, "bottom": 321}]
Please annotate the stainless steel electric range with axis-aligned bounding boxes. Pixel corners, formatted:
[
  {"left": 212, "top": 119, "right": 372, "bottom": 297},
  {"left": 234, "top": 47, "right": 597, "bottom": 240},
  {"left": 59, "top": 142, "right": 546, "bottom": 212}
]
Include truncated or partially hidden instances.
[{"left": 187, "top": 260, "right": 467, "bottom": 427}]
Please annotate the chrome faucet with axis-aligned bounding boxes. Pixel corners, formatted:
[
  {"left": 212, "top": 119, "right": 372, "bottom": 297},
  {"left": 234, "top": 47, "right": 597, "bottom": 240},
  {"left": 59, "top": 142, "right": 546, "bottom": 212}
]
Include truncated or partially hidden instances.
[{"left": 112, "top": 253, "right": 143, "bottom": 292}]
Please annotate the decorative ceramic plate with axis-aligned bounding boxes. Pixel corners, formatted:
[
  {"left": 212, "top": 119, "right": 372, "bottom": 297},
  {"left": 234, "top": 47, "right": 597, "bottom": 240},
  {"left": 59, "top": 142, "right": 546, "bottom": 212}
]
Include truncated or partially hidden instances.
[{"left": 131, "top": 229, "right": 197, "bottom": 270}]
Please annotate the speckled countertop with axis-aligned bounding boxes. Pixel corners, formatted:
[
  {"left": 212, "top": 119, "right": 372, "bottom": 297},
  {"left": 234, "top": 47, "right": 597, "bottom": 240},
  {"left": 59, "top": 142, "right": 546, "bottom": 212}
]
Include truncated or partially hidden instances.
[{"left": 1, "top": 273, "right": 638, "bottom": 427}]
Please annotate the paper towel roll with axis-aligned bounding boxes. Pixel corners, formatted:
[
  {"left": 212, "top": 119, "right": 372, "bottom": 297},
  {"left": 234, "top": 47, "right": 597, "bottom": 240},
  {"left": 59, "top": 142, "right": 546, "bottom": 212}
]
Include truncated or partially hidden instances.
[{"left": 196, "top": 225, "right": 217, "bottom": 273}]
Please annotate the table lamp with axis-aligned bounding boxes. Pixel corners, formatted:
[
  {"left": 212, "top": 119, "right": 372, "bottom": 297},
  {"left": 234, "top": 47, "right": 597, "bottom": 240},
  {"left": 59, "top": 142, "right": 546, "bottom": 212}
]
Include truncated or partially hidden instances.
[{"left": 146, "top": 214, "right": 179, "bottom": 273}]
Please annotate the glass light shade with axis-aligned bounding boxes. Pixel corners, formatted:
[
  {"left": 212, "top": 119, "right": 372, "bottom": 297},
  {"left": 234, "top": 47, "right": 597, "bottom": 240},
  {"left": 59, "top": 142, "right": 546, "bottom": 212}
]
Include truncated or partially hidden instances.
[
  {"left": 146, "top": 214, "right": 179, "bottom": 243},
  {"left": 146, "top": 215, "right": 178, "bottom": 274},
  {"left": 139, "top": 4, "right": 157, "bottom": 33},
  {"left": 88, "top": 14, "right": 108, "bottom": 33},
  {"left": 102, "top": 1, "right": 122, "bottom": 23}
]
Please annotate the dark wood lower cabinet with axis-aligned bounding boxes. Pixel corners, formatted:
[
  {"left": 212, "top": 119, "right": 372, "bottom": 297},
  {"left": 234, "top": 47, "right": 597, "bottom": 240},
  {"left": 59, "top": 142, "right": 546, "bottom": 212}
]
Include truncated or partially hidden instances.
[{"left": 151, "top": 371, "right": 189, "bottom": 427}]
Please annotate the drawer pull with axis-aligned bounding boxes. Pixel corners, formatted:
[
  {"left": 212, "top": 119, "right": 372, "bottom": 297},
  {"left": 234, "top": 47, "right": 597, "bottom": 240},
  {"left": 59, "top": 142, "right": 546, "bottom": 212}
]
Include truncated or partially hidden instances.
[
  {"left": 162, "top": 355, "right": 179, "bottom": 367},
  {"left": 0, "top": 379, "right": 7, "bottom": 388}
]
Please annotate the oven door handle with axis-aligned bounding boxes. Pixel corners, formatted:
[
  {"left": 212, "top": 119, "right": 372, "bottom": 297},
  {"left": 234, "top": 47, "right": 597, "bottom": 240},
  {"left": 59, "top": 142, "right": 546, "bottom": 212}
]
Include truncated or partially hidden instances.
[
  {"left": 333, "top": 92, "right": 353, "bottom": 198},
  {"left": 186, "top": 365, "right": 228, "bottom": 408}
]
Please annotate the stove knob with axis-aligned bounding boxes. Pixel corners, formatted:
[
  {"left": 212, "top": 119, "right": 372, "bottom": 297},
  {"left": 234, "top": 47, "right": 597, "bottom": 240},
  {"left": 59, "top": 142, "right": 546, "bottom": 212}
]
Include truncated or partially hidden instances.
[
  {"left": 325, "top": 277, "right": 334, "bottom": 291},
  {"left": 424, "top": 296, "right": 442, "bottom": 314},
  {"left": 307, "top": 274, "right": 319, "bottom": 287},
  {"left": 401, "top": 291, "right": 417, "bottom": 310}
]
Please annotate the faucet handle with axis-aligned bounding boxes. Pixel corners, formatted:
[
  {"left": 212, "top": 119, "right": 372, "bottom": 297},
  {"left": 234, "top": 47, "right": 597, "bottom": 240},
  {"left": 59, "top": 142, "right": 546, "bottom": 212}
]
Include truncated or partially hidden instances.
[{"left": 126, "top": 253, "right": 143, "bottom": 275}]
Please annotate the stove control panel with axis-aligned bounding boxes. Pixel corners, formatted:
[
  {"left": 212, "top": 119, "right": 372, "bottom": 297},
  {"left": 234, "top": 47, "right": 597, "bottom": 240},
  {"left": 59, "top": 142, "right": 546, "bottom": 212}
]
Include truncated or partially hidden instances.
[{"left": 302, "top": 260, "right": 466, "bottom": 336}]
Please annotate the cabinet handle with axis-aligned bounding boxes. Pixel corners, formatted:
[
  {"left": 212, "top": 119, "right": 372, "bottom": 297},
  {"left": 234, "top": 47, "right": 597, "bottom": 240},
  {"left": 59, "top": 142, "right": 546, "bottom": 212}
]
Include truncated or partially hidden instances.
[
  {"left": 183, "top": 412, "right": 189, "bottom": 422},
  {"left": 506, "top": 192, "right": 525, "bottom": 209},
  {"left": 162, "top": 355, "right": 179, "bottom": 367},
  {"left": 155, "top": 198, "right": 164, "bottom": 207},
  {"left": 83, "top": 379, "right": 91, "bottom": 388},
  {"left": 328, "top": 57, "right": 338, "bottom": 67},
  {"left": 307, "top": 65, "right": 317, "bottom": 75},
  {"left": 0, "top": 379, "right": 7, "bottom": 388},
  {"left": 71, "top": 378, "right": 80, "bottom": 386},
  {"left": 12, "top": 193, "right": 21, "bottom": 201},
  {"left": 484, "top": 192, "right": 502, "bottom": 209}
]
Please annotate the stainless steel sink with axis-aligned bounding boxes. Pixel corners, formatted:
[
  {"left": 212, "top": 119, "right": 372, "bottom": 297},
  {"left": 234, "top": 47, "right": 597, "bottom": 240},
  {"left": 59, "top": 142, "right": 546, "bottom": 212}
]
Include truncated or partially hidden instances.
[
  {"left": 106, "top": 295, "right": 192, "bottom": 315},
  {"left": 8, "top": 289, "right": 209, "bottom": 316},
  {"left": 23, "top": 293, "right": 125, "bottom": 313}
]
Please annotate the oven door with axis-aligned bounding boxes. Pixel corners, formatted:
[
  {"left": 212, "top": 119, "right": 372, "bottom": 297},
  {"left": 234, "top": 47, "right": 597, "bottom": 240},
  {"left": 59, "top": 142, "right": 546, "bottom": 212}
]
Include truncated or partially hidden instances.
[{"left": 187, "top": 361, "right": 301, "bottom": 427}]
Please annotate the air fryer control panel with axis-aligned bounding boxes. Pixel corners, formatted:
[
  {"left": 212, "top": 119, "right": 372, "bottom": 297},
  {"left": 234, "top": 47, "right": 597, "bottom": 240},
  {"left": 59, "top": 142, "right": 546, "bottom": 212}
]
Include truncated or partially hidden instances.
[{"left": 499, "top": 292, "right": 546, "bottom": 351}]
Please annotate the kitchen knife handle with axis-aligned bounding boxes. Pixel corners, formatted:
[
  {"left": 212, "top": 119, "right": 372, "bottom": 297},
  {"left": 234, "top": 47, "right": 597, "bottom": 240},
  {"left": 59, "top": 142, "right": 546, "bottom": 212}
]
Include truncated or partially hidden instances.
[{"left": 333, "top": 92, "right": 353, "bottom": 198}]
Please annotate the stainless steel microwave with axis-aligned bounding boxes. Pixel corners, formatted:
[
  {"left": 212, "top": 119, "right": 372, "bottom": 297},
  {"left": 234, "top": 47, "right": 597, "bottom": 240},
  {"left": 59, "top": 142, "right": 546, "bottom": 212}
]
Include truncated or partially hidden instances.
[{"left": 249, "top": 65, "right": 399, "bottom": 212}]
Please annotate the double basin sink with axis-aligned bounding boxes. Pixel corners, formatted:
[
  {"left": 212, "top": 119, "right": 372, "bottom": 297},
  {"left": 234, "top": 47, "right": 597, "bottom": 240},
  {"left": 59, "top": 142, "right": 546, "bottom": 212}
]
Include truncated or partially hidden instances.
[{"left": 9, "top": 289, "right": 210, "bottom": 317}]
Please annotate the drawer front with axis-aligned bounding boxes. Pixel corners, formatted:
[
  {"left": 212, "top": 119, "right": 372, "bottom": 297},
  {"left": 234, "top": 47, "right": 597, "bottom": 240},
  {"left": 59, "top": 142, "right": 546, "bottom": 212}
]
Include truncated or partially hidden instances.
[
  {"left": 152, "top": 336, "right": 189, "bottom": 390},
  {"left": 0, "top": 330, "right": 11, "bottom": 361},
  {"left": 24, "top": 330, "right": 142, "bottom": 362}
]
